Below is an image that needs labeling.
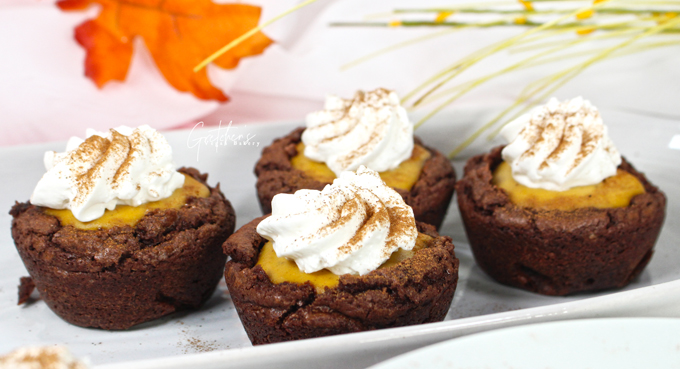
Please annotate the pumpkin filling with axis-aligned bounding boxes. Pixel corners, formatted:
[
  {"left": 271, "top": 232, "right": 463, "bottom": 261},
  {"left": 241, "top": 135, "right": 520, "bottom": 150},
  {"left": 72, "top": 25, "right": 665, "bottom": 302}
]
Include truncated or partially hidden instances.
[
  {"left": 257, "top": 233, "right": 434, "bottom": 293},
  {"left": 492, "top": 161, "right": 645, "bottom": 210},
  {"left": 43, "top": 173, "right": 210, "bottom": 230},
  {"left": 290, "top": 143, "right": 431, "bottom": 191}
]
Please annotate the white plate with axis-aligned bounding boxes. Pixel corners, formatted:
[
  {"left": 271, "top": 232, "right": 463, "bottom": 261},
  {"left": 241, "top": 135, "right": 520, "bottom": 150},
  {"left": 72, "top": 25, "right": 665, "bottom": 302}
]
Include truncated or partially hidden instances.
[
  {"left": 0, "top": 109, "right": 679, "bottom": 369},
  {"left": 368, "top": 318, "right": 680, "bottom": 369}
]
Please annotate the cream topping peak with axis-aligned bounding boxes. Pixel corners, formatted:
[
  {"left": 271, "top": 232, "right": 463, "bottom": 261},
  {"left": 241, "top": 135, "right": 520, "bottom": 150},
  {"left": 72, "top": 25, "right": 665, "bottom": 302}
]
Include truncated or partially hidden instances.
[
  {"left": 500, "top": 97, "right": 621, "bottom": 191},
  {"left": 302, "top": 88, "right": 414, "bottom": 176},
  {"left": 0, "top": 346, "right": 88, "bottom": 369},
  {"left": 31, "top": 125, "right": 184, "bottom": 222},
  {"left": 256, "top": 166, "right": 417, "bottom": 276}
]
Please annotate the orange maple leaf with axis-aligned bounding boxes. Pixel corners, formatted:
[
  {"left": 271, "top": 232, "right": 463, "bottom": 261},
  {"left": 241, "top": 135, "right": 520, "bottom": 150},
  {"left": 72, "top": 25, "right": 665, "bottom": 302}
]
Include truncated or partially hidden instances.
[{"left": 57, "top": 0, "right": 273, "bottom": 101}]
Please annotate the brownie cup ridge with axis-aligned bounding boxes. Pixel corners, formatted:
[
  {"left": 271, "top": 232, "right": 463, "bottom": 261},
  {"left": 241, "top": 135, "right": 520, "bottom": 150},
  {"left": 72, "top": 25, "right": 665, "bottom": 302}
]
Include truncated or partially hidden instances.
[
  {"left": 456, "top": 146, "right": 666, "bottom": 296},
  {"left": 254, "top": 127, "right": 456, "bottom": 230},
  {"left": 223, "top": 216, "right": 459, "bottom": 345},
  {"left": 11, "top": 167, "right": 236, "bottom": 330}
]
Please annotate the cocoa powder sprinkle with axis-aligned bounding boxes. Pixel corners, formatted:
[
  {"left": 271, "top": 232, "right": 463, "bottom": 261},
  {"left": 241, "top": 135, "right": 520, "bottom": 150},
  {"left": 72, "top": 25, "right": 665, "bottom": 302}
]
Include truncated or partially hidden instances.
[{"left": 517, "top": 101, "right": 604, "bottom": 175}]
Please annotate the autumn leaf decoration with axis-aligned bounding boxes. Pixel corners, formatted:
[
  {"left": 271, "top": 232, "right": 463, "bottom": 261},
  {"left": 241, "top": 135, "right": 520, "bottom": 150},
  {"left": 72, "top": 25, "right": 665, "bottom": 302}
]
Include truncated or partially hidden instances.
[{"left": 57, "top": 0, "right": 273, "bottom": 101}]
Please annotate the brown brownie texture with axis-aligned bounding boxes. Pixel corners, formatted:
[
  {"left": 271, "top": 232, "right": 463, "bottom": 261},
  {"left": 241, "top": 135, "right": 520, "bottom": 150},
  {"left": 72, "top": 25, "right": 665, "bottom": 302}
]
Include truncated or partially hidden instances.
[
  {"left": 10, "top": 168, "right": 236, "bottom": 330},
  {"left": 223, "top": 216, "right": 459, "bottom": 345},
  {"left": 456, "top": 146, "right": 667, "bottom": 296},
  {"left": 254, "top": 127, "right": 456, "bottom": 230},
  {"left": 17, "top": 276, "right": 35, "bottom": 305}
]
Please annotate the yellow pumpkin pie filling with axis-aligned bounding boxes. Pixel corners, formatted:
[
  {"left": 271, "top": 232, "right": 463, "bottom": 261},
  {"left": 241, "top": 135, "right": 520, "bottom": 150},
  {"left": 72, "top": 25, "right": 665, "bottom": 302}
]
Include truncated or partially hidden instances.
[
  {"left": 257, "top": 233, "right": 434, "bottom": 293},
  {"left": 492, "top": 161, "right": 645, "bottom": 211},
  {"left": 43, "top": 173, "right": 210, "bottom": 230},
  {"left": 290, "top": 143, "right": 431, "bottom": 191}
]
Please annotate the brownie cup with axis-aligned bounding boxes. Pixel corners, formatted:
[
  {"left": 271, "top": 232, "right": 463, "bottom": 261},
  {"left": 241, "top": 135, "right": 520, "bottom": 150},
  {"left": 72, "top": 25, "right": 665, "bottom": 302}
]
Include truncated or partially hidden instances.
[
  {"left": 223, "top": 216, "right": 459, "bottom": 345},
  {"left": 255, "top": 128, "right": 456, "bottom": 230},
  {"left": 11, "top": 168, "right": 236, "bottom": 330},
  {"left": 456, "top": 146, "right": 666, "bottom": 296}
]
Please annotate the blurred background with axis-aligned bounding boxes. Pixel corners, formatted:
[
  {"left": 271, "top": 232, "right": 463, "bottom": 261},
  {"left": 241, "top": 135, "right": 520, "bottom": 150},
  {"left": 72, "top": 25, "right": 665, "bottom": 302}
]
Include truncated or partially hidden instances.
[{"left": 1, "top": 0, "right": 678, "bottom": 151}]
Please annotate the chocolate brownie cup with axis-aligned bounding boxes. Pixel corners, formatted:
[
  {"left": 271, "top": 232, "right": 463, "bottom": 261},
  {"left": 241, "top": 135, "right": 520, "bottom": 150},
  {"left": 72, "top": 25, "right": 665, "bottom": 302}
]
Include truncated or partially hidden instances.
[
  {"left": 255, "top": 127, "right": 456, "bottom": 230},
  {"left": 224, "top": 216, "right": 458, "bottom": 344},
  {"left": 457, "top": 145, "right": 666, "bottom": 296},
  {"left": 12, "top": 166, "right": 235, "bottom": 330}
]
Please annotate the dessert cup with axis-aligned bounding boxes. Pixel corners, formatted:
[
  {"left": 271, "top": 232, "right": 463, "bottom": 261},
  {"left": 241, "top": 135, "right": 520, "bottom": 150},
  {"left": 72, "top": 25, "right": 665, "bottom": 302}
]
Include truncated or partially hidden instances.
[
  {"left": 223, "top": 216, "right": 459, "bottom": 344},
  {"left": 12, "top": 166, "right": 236, "bottom": 330},
  {"left": 255, "top": 128, "right": 456, "bottom": 230},
  {"left": 456, "top": 146, "right": 666, "bottom": 296}
]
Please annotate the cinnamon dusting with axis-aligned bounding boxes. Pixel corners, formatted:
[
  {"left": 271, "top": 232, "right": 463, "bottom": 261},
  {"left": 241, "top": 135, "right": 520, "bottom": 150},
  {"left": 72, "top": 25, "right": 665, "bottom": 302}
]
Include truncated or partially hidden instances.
[
  {"left": 315, "top": 194, "right": 365, "bottom": 240},
  {"left": 569, "top": 126, "right": 601, "bottom": 175},
  {"left": 335, "top": 129, "right": 384, "bottom": 170},
  {"left": 64, "top": 128, "right": 169, "bottom": 206},
  {"left": 383, "top": 206, "right": 416, "bottom": 258},
  {"left": 71, "top": 134, "right": 113, "bottom": 205},
  {"left": 75, "top": 130, "right": 131, "bottom": 204},
  {"left": 0, "top": 347, "right": 86, "bottom": 369},
  {"left": 259, "top": 166, "right": 418, "bottom": 276},
  {"left": 337, "top": 193, "right": 385, "bottom": 255},
  {"left": 112, "top": 129, "right": 146, "bottom": 189},
  {"left": 305, "top": 88, "right": 405, "bottom": 172},
  {"left": 516, "top": 100, "right": 607, "bottom": 175}
]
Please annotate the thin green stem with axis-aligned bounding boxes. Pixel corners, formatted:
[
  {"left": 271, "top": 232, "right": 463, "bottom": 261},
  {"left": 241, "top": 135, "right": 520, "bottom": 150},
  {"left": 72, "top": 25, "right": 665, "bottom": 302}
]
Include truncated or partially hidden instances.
[
  {"left": 492, "top": 19, "right": 680, "bottom": 138},
  {"left": 509, "top": 24, "right": 645, "bottom": 53},
  {"left": 527, "top": 0, "right": 680, "bottom": 2},
  {"left": 330, "top": 20, "right": 518, "bottom": 28},
  {"left": 392, "top": 8, "right": 680, "bottom": 15},
  {"left": 416, "top": 24, "right": 625, "bottom": 130},
  {"left": 398, "top": 20, "right": 510, "bottom": 102},
  {"left": 341, "top": 28, "right": 459, "bottom": 71},
  {"left": 332, "top": 20, "right": 680, "bottom": 32},
  {"left": 419, "top": 28, "right": 643, "bottom": 107},
  {"left": 403, "top": 1, "right": 613, "bottom": 105},
  {"left": 416, "top": 28, "right": 601, "bottom": 109},
  {"left": 447, "top": 15, "right": 680, "bottom": 158}
]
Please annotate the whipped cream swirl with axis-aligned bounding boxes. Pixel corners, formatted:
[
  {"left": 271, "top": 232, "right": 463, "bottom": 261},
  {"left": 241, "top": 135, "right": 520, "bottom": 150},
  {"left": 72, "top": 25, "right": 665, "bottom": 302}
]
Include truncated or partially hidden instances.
[
  {"left": 31, "top": 125, "right": 185, "bottom": 222},
  {"left": 0, "top": 346, "right": 88, "bottom": 369},
  {"left": 500, "top": 97, "right": 621, "bottom": 191},
  {"left": 302, "top": 88, "right": 414, "bottom": 176},
  {"left": 256, "top": 166, "right": 417, "bottom": 276}
]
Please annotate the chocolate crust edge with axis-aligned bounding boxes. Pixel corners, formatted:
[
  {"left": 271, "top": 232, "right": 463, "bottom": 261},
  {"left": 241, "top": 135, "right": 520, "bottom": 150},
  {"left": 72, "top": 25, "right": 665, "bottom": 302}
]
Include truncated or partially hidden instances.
[
  {"left": 223, "top": 216, "right": 459, "bottom": 345},
  {"left": 10, "top": 168, "right": 236, "bottom": 330},
  {"left": 254, "top": 127, "right": 457, "bottom": 230},
  {"left": 455, "top": 146, "right": 667, "bottom": 296}
]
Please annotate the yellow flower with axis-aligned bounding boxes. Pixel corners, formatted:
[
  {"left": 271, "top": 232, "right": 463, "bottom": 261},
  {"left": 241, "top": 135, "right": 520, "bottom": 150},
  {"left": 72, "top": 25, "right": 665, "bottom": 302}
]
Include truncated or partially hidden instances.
[
  {"left": 518, "top": 0, "right": 534, "bottom": 11},
  {"left": 576, "top": 9, "right": 594, "bottom": 20},
  {"left": 514, "top": 16, "right": 528, "bottom": 25},
  {"left": 659, "top": 12, "right": 678, "bottom": 24},
  {"left": 435, "top": 11, "right": 454, "bottom": 23},
  {"left": 577, "top": 26, "right": 596, "bottom": 35}
]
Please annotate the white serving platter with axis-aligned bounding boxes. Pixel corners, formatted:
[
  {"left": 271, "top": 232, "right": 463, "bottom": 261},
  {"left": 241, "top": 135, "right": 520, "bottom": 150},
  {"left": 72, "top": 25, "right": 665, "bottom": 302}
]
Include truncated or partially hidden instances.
[
  {"left": 367, "top": 317, "right": 680, "bottom": 369},
  {"left": 0, "top": 109, "right": 678, "bottom": 369}
]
